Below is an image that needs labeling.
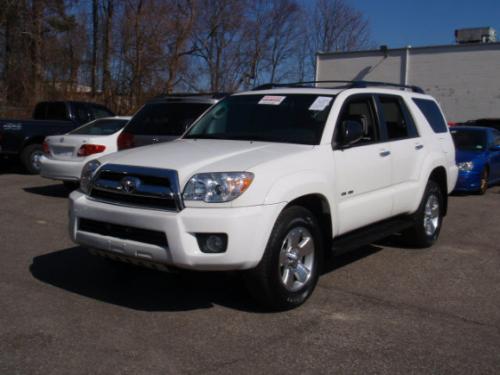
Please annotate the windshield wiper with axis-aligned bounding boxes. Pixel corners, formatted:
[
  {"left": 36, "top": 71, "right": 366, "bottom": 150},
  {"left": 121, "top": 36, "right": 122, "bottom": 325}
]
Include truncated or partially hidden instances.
[
  {"left": 219, "top": 134, "right": 276, "bottom": 142},
  {"left": 183, "top": 134, "right": 230, "bottom": 140}
]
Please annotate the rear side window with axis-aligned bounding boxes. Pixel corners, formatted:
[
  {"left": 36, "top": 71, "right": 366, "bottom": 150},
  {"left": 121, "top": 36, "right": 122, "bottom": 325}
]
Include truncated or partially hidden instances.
[
  {"left": 33, "top": 102, "right": 67, "bottom": 121},
  {"left": 69, "top": 118, "right": 128, "bottom": 135},
  {"left": 413, "top": 98, "right": 448, "bottom": 133},
  {"left": 126, "top": 102, "right": 211, "bottom": 136},
  {"left": 92, "top": 105, "right": 114, "bottom": 119},
  {"left": 379, "top": 96, "right": 418, "bottom": 140},
  {"left": 74, "top": 103, "right": 92, "bottom": 124}
]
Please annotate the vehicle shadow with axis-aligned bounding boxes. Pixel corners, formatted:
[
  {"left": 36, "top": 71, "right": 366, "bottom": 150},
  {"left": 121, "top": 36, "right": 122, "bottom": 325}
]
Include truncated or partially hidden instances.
[
  {"left": 23, "top": 183, "right": 70, "bottom": 198},
  {"left": 31, "top": 244, "right": 384, "bottom": 313},
  {"left": 322, "top": 244, "right": 383, "bottom": 274},
  {"left": 0, "top": 157, "right": 25, "bottom": 175},
  {"left": 30, "top": 246, "right": 259, "bottom": 312}
]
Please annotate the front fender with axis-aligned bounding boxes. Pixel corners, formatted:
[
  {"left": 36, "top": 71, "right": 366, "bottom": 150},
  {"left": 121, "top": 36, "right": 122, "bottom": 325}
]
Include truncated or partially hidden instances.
[{"left": 263, "top": 170, "right": 332, "bottom": 206}]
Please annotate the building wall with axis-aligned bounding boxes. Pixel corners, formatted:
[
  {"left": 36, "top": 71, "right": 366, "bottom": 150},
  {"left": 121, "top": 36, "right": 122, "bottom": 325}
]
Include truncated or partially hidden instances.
[{"left": 316, "top": 43, "right": 500, "bottom": 122}]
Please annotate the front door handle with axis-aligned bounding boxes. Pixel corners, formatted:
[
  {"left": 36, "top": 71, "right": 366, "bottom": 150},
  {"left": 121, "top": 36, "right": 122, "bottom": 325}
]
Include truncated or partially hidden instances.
[
  {"left": 415, "top": 144, "right": 424, "bottom": 150},
  {"left": 379, "top": 150, "right": 391, "bottom": 157}
]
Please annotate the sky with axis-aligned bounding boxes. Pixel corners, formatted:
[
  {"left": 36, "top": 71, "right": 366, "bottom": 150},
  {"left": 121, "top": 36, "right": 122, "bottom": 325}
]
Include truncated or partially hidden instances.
[{"left": 347, "top": 0, "right": 500, "bottom": 49}]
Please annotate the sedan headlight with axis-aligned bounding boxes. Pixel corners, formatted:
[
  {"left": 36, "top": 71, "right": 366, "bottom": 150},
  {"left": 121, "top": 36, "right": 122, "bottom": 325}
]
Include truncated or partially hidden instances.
[
  {"left": 458, "top": 161, "right": 474, "bottom": 172},
  {"left": 183, "top": 172, "right": 254, "bottom": 203},
  {"left": 80, "top": 160, "right": 101, "bottom": 194}
]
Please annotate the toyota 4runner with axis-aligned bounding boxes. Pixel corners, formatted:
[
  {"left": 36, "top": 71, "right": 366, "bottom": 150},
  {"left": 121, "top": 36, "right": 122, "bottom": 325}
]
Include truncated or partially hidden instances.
[{"left": 69, "top": 81, "right": 458, "bottom": 310}]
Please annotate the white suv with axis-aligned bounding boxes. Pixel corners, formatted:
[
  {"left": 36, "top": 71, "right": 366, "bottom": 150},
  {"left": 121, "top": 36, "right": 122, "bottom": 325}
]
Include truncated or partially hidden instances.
[{"left": 69, "top": 82, "right": 458, "bottom": 310}]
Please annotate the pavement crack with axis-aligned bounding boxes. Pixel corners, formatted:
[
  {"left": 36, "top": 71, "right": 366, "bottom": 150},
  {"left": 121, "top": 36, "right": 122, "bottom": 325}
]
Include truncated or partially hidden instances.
[{"left": 318, "top": 284, "right": 500, "bottom": 333}]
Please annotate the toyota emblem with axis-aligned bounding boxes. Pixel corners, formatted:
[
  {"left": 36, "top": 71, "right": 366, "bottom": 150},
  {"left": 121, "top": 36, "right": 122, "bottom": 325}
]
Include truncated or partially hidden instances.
[{"left": 120, "top": 176, "right": 141, "bottom": 193}]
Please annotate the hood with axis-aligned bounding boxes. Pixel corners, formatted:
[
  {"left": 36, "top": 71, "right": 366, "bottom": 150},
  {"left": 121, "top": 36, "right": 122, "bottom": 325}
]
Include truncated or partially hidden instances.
[
  {"left": 99, "top": 139, "right": 313, "bottom": 184},
  {"left": 455, "top": 149, "right": 486, "bottom": 164}
]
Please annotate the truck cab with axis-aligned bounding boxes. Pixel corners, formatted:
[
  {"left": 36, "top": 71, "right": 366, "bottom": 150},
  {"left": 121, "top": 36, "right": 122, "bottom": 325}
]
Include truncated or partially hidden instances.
[{"left": 0, "top": 101, "right": 114, "bottom": 173}]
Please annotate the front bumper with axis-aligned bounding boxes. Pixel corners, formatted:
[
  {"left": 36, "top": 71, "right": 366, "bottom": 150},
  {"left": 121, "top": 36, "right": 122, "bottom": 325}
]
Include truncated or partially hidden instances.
[
  {"left": 453, "top": 170, "right": 481, "bottom": 192},
  {"left": 40, "top": 156, "right": 84, "bottom": 181},
  {"left": 69, "top": 191, "right": 285, "bottom": 271}
]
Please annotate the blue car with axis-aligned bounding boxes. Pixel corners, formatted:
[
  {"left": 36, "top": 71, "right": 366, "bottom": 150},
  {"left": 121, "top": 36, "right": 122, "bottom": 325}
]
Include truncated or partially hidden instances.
[{"left": 451, "top": 126, "right": 500, "bottom": 194}]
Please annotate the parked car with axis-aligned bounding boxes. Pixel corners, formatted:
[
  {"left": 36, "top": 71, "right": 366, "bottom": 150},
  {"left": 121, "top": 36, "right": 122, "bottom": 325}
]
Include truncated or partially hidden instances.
[
  {"left": 40, "top": 116, "right": 131, "bottom": 189},
  {"left": 68, "top": 81, "right": 457, "bottom": 310},
  {"left": 117, "top": 94, "right": 225, "bottom": 150},
  {"left": 451, "top": 126, "right": 500, "bottom": 194},
  {"left": 0, "top": 101, "right": 115, "bottom": 173},
  {"left": 464, "top": 118, "right": 500, "bottom": 131}
]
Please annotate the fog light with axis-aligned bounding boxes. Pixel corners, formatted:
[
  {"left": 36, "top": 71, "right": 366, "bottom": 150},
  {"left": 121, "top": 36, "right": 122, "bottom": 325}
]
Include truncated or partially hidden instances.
[{"left": 196, "top": 233, "right": 228, "bottom": 253}]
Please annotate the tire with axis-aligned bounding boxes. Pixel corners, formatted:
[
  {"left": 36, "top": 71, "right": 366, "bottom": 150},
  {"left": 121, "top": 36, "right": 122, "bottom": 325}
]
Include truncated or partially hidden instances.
[
  {"left": 401, "top": 180, "right": 443, "bottom": 248},
  {"left": 63, "top": 181, "right": 79, "bottom": 191},
  {"left": 20, "top": 144, "right": 44, "bottom": 174},
  {"left": 244, "top": 206, "right": 323, "bottom": 310},
  {"left": 478, "top": 168, "right": 489, "bottom": 195}
]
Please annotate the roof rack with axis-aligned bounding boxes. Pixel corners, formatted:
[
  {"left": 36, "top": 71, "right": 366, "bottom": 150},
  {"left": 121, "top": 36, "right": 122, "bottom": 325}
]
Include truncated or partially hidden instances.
[
  {"left": 252, "top": 80, "right": 424, "bottom": 94},
  {"left": 152, "top": 92, "right": 230, "bottom": 99}
]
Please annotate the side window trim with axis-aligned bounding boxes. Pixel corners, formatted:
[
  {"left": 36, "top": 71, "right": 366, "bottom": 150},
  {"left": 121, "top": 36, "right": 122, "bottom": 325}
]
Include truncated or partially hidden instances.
[
  {"left": 332, "top": 94, "right": 381, "bottom": 149},
  {"left": 399, "top": 97, "right": 419, "bottom": 138}
]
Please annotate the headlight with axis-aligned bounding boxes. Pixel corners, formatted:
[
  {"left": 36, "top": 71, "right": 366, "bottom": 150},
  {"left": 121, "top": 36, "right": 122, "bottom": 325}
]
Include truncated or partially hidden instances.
[
  {"left": 458, "top": 161, "right": 474, "bottom": 172},
  {"left": 183, "top": 172, "right": 254, "bottom": 203},
  {"left": 80, "top": 160, "right": 101, "bottom": 194}
]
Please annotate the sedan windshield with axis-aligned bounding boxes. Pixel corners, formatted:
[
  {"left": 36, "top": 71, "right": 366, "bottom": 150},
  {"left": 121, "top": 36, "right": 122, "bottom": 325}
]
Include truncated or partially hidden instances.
[
  {"left": 184, "top": 94, "right": 335, "bottom": 145},
  {"left": 69, "top": 118, "right": 129, "bottom": 135},
  {"left": 451, "top": 129, "right": 487, "bottom": 151}
]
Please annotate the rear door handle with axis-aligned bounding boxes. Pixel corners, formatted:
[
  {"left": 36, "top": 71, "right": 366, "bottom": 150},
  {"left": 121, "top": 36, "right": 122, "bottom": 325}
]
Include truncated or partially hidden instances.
[
  {"left": 379, "top": 150, "right": 391, "bottom": 157},
  {"left": 415, "top": 144, "right": 424, "bottom": 150}
]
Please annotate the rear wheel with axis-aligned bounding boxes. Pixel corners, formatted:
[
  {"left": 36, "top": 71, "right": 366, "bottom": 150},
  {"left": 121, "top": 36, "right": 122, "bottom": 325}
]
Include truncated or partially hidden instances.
[
  {"left": 478, "top": 168, "right": 489, "bottom": 195},
  {"left": 401, "top": 180, "right": 443, "bottom": 248},
  {"left": 20, "top": 144, "right": 44, "bottom": 174},
  {"left": 244, "top": 206, "right": 323, "bottom": 310}
]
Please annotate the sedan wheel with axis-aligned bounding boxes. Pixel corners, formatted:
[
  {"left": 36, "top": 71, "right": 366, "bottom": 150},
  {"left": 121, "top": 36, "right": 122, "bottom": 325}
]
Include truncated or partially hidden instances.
[{"left": 479, "top": 168, "right": 489, "bottom": 195}]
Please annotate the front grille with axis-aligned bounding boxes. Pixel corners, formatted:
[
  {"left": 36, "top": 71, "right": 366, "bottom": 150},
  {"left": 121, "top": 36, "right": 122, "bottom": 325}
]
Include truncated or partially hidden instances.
[
  {"left": 89, "top": 164, "right": 183, "bottom": 211},
  {"left": 91, "top": 189, "right": 177, "bottom": 210},
  {"left": 79, "top": 218, "right": 168, "bottom": 248}
]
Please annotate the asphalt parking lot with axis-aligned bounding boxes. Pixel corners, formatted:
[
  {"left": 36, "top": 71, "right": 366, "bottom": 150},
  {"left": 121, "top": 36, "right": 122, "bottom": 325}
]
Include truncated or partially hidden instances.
[{"left": 1, "top": 161, "right": 499, "bottom": 375}]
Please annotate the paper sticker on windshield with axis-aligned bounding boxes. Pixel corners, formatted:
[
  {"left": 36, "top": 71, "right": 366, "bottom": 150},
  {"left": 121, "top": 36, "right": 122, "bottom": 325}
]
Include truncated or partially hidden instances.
[
  {"left": 259, "top": 95, "right": 286, "bottom": 105},
  {"left": 309, "top": 96, "right": 332, "bottom": 111}
]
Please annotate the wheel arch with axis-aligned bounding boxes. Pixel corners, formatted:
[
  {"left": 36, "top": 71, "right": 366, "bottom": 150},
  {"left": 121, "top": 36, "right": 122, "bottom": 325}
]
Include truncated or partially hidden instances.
[
  {"left": 284, "top": 193, "right": 333, "bottom": 251},
  {"left": 22, "top": 135, "right": 45, "bottom": 149},
  {"left": 428, "top": 166, "right": 448, "bottom": 216}
]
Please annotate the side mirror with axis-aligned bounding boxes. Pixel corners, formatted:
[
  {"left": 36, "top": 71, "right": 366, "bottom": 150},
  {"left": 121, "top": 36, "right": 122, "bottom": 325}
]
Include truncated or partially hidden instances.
[{"left": 340, "top": 120, "right": 364, "bottom": 147}]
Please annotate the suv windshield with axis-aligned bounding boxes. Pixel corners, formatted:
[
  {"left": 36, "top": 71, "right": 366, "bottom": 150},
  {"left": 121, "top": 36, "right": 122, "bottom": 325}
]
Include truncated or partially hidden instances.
[
  {"left": 125, "top": 102, "right": 212, "bottom": 136},
  {"left": 69, "top": 118, "right": 129, "bottom": 135},
  {"left": 451, "top": 129, "right": 487, "bottom": 151},
  {"left": 184, "top": 94, "right": 335, "bottom": 145}
]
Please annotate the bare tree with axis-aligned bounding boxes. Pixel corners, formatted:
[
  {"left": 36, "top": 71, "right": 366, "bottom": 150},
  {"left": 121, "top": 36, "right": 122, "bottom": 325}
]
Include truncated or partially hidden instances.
[
  {"left": 191, "top": 0, "right": 247, "bottom": 92},
  {"left": 91, "top": 0, "right": 98, "bottom": 96},
  {"left": 0, "top": 0, "right": 371, "bottom": 115},
  {"left": 101, "top": 0, "right": 113, "bottom": 99},
  {"left": 307, "top": 0, "right": 370, "bottom": 77}
]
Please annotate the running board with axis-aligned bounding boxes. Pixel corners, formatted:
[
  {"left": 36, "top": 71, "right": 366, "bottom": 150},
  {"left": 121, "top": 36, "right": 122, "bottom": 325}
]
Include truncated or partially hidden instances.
[{"left": 331, "top": 216, "right": 414, "bottom": 255}]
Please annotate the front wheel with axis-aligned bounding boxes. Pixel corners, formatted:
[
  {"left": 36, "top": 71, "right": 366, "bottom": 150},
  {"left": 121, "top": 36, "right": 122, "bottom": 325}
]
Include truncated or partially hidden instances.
[
  {"left": 244, "top": 206, "right": 323, "bottom": 310},
  {"left": 401, "top": 180, "right": 443, "bottom": 248}
]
